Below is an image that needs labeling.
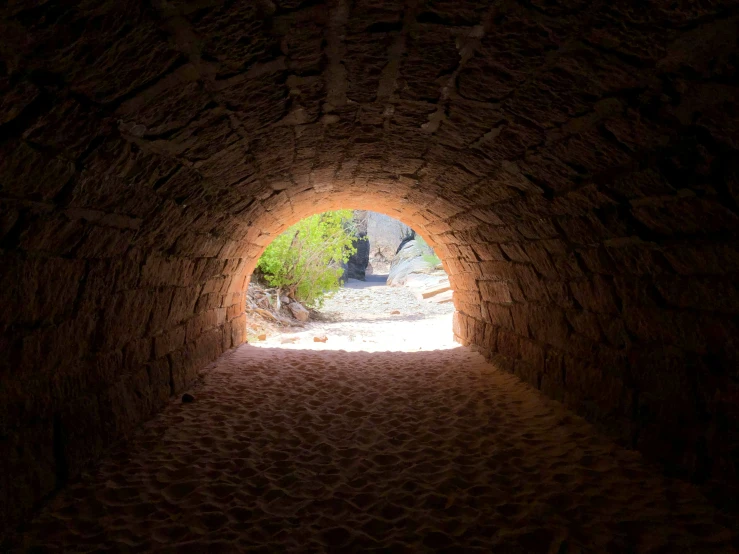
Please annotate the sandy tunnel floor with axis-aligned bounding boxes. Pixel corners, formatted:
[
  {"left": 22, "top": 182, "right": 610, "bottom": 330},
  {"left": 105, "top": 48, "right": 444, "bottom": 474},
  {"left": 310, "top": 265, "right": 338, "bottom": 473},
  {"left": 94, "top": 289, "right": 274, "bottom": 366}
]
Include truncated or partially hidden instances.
[{"left": 14, "top": 343, "right": 736, "bottom": 553}]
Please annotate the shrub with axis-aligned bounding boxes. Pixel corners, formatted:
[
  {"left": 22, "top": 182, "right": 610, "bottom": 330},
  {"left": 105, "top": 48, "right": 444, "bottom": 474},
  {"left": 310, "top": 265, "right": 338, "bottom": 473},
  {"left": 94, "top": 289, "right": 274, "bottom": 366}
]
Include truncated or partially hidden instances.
[
  {"left": 422, "top": 252, "right": 441, "bottom": 266},
  {"left": 415, "top": 235, "right": 441, "bottom": 267},
  {"left": 256, "top": 210, "right": 361, "bottom": 308}
]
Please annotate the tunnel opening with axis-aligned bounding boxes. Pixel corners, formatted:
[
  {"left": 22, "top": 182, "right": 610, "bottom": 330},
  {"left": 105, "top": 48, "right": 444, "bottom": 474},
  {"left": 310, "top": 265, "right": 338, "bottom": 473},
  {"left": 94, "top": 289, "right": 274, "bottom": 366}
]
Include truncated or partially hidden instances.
[{"left": 245, "top": 209, "right": 457, "bottom": 352}]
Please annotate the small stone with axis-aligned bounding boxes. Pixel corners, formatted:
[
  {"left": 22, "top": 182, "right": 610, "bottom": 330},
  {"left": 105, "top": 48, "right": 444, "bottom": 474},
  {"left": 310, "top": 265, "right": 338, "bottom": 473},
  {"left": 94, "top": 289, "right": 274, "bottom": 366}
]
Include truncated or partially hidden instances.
[
  {"left": 258, "top": 334, "right": 267, "bottom": 341},
  {"left": 314, "top": 335, "right": 328, "bottom": 343},
  {"left": 182, "top": 393, "right": 195, "bottom": 403},
  {"left": 288, "top": 302, "right": 310, "bottom": 321},
  {"left": 390, "top": 310, "right": 401, "bottom": 315}
]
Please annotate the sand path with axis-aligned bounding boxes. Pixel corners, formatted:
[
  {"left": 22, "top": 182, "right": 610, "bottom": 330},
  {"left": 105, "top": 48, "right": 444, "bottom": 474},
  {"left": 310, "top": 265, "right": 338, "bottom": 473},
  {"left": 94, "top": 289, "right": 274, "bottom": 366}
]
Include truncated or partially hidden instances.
[{"left": 12, "top": 281, "right": 737, "bottom": 553}]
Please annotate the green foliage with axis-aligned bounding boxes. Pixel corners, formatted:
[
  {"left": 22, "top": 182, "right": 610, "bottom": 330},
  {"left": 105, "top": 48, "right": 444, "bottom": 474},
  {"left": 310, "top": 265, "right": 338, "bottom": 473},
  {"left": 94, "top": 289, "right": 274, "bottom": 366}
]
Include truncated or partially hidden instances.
[
  {"left": 415, "top": 235, "right": 441, "bottom": 267},
  {"left": 256, "top": 210, "right": 360, "bottom": 308},
  {"left": 422, "top": 252, "right": 441, "bottom": 266}
]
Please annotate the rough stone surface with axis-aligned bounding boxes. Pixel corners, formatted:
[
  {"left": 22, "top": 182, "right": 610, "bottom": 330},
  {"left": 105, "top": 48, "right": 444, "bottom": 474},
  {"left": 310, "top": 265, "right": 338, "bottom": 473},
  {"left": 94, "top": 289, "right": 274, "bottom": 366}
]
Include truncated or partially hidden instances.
[
  {"left": 367, "top": 211, "right": 413, "bottom": 273},
  {"left": 343, "top": 210, "right": 370, "bottom": 280},
  {"left": 0, "top": 0, "right": 738, "bottom": 535},
  {"left": 415, "top": 279, "right": 453, "bottom": 301},
  {"left": 387, "top": 239, "right": 440, "bottom": 286},
  {"left": 288, "top": 302, "right": 310, "bottom": 322}
]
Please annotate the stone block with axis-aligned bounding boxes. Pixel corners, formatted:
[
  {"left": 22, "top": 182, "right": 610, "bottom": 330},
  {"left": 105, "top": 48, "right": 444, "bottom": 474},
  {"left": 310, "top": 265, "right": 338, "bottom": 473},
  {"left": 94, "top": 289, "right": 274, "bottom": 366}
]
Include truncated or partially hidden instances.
[
  {"left": 154, "top": 325, "right": 186, "bottom": 360},
  {"left": 148, "top": 287, "right": 176, "bottom": 335},
  {"left": 662, "top": 243, "right": 739, "bottom": 276},
  {"left": 101, "top": 290, "right": 154, "bottom": 350},
  {"left": 167, "top": 286, "right": 202, "bottom": 327},
  {"left": 479, "top": 280, "right": 513, "bottom": 304},
  {"left": 0, "top": 142, "right": 75, "bottom": 201},
  {"left": 527, "top": 305, "right": 570, "bottom": 349},
  {"left": 632, "top": 197, "right": 739, "bottom": 237},
  {"left": 123, "top": 338, "right": 153, "bottom": 373},
  {"left": 563, "top": 356, "right": 628, "bottom": 422},
  {"left": 570, "top": 276, "right": 620, "bottom": 314},
  {"left": 485, "top": 303, "right": 514, "bottom": 330},
  {"left": 653, "top": 275, "right": 739, "bottom": 313},
  {"left": 185, "top": 310, "right": 219, "bottom": 343},
  {"left": 566, "top": 310, "right": 603, "bottom": 342}
]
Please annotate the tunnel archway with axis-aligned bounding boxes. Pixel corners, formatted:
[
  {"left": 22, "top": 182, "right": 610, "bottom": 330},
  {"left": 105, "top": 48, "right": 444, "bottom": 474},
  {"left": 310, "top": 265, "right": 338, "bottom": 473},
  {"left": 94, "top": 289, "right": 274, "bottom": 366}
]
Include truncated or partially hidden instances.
[{"left": 1, "top": 0, "right": 738, "bottom": 534}]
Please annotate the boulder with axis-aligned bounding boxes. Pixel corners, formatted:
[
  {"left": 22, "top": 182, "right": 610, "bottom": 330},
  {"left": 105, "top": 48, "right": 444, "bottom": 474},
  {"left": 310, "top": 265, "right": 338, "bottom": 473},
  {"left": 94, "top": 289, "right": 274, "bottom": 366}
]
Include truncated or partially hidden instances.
[
  {"left": 344, "top": 234, "right": 370, "bottom": 280},
  {"left": 343, "top": 210, "right": 370, "bottom": 280},
  {"left": 288, "top": 302, "right": 310, "bottom": 321},
  {"left": 387, "top": 239, "right": 438, "bottom": 287},
  {"left": 386, "top": 238, "right": 453, "bottom": 303}
]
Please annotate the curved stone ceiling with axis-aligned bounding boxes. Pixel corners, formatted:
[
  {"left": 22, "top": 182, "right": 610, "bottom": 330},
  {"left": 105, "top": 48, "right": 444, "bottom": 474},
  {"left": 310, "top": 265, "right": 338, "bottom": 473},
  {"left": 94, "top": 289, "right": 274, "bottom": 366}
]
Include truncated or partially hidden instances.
[{"left": 1, "top": 0, "right": 738, "bottom": 532}]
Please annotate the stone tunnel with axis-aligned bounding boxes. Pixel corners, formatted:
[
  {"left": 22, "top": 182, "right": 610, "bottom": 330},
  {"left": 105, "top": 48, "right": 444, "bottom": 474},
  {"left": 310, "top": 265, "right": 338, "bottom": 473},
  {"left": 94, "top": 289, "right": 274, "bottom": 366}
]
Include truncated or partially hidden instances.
[{"left": 1, "top": 0, "right": 738, "bottom": 544}]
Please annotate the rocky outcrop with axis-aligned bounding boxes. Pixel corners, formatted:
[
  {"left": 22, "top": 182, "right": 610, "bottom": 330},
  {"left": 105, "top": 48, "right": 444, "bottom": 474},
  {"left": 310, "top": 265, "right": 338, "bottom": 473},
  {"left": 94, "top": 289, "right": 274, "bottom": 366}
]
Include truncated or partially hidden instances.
[
  {"left": 366, "top": 212, "right": 412, "bottom": 274},
  {"left": 387, "top": 239, "right": 453, "bottom": 304},
  {"left": 343, "top": 211, "right": 370, "bottom": 280},
  {"left": 387, "top": 239, "right": 439, "bottom": 286},
  {"left": 344, "top": 237, "right": 369, "bottom": 280}
]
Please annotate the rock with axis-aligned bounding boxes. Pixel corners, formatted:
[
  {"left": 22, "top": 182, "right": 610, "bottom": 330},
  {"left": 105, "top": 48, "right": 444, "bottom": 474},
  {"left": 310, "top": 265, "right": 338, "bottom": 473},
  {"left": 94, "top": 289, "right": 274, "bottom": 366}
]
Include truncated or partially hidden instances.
[
  {"left": 414, "top": 280, "right": 452, "bottom": 300},
  {"left": 430, "top": 290, "right": 453, "bottom": 304},
  {"left": 387, "top": 239, "right": 440, "bottom": 287},
  {"left": 280, "top": 295, "right": 290, "bottom": 305},
  {"left": 313, "top": 335, "right": 328, "bottom": 343},
  {"left": 288, "top": 302, "right": 310, "bottom": 321},
  {"left": 181, "top": 393, "right": 195, "bottom": 403},
  {"left": 390, "top": 310, "right": 401, "bottom": 315},
  {"left": 344, "top": 235, "right": 370, "bottom": 280},
  {"left": 257, "top": 334, "right": 267, "bottom": 341},
  {"left": 386, "top": 238, "right": 453, "bottom": 304},
  {"left": 342, "top": 210, "right": 370, "bottom": 280},
  {"left": 366, "top": 212, "right": 411, "bottom": 275},
  {"left": 395, "top": 235, "right": 416, "bottom": 254}
]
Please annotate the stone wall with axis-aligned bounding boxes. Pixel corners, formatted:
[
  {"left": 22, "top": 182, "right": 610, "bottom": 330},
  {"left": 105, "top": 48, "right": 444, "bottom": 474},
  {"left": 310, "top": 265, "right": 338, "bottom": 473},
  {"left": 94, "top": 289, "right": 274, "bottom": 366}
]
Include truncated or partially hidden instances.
[{"left": 1, "top": 0, "right": 738, "bottom": 534}]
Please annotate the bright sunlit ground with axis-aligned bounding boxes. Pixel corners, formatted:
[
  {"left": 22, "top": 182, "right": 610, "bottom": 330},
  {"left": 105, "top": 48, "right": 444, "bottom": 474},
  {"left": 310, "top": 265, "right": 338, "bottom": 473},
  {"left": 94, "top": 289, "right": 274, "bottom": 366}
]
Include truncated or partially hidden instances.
[{"left": 251, "top": 275, "right": 459, "bottom": 352}]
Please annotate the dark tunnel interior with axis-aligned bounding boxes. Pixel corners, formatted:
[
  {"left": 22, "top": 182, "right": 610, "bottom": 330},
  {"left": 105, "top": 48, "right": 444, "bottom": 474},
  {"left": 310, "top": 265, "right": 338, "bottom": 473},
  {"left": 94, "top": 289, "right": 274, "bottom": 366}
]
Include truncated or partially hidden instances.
[{"left": 0, "top": 0, "right": 738, "bottom": 548}]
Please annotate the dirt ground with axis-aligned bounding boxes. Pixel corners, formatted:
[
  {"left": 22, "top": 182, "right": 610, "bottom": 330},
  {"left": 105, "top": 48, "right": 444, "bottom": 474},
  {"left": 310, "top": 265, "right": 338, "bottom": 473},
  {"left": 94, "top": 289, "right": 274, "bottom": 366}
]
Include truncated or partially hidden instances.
[
  {"left": 253, "top": 275, "right": 455, "bottom": 352},
  {"left": 10, "top": 278, "right": 737, "bottom": 553}
]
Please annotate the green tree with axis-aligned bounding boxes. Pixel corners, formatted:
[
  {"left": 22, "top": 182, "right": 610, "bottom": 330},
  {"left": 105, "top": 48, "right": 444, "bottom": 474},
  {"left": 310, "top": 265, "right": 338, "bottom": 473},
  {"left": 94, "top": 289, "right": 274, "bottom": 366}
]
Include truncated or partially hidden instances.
[
  {"left": 415, "top": 235, "right": 441, "bottom": 267},
  {"left": 256, "top": 210, "right": 360, "bottom": 308}
]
